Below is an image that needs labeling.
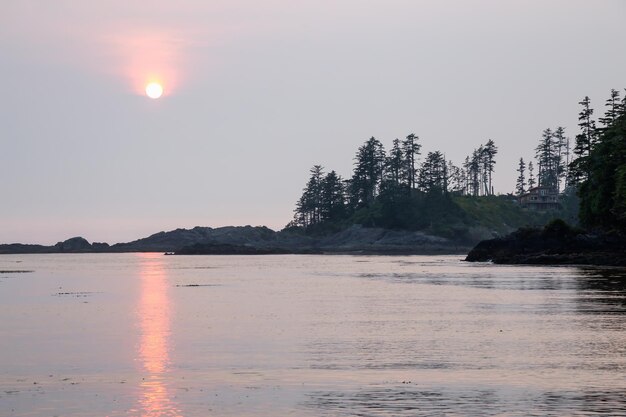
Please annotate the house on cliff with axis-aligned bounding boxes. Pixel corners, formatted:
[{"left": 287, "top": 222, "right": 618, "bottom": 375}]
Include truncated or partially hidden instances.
[{"left": 519, "top": 186, "right": 561, "bottom": 210}]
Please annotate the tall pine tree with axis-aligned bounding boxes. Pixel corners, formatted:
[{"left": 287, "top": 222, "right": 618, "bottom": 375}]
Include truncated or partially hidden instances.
[
  {"left": 528, "top": 161, "right": 536, "bottom": 189},
  {"left": 516, "top": 158, "right": 526, "bottom": 195},
  {"left": 599, "top": 89, "right": 621, "bottom": 128},
  {"left": 570, "top": 96, "right": 597, "bottom": 183},
  {"left": 349, "top": 137, "right": 386, "bottom": 208},
  {"left": 401, "top": 134, "right": 421, "bottom": 189},
  {"left": 482, "top": 140, "right": 498, "bottom": 195}
]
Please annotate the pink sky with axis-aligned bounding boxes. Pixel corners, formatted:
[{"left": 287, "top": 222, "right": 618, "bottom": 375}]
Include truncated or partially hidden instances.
[{"left": 1, "top": 0, "right": 626, "bottom": 244}]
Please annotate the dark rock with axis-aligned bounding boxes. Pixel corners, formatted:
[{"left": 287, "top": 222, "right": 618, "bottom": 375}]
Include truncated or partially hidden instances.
[
  {"left": 0, "top": 244, "right": 54, "bottom": 254},
  {"left": 54, "top": 237, "right": 93, "bottom": 253},
  {"left": 109, "top": 225, "right": 285, "bottom": 252},
  {"left": 317, "top": 225, "right": 463, "bottom": 254},
  {"left": 175, "top": 243, "right": 294, "bottom": 255},
  {"left": 91, "top": 242, "right": 110, "bottom": 252},
  {"left": 466, "top": 222, "right": 626, "bottom": 266}
]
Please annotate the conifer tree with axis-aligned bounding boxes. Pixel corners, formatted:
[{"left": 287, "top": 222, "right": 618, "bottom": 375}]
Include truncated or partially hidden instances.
[
  {"left": 599, "top": 89, "right": 621, "bottom": 128},
  {"left": 552, "top": 126, "right": 568, "bottom": 192},
  {"left": 320, "top": 170, "right": 345, "bottom": 222},
  {"left": 401, "top": 134, "right": 421, "bottom": 189},
  {"left": 535, "top": 128, "right": 558, "bottom": 190},
  {"left": 469, "top": 148, "right": 481, "bottom": 196},
  {"left": 570, "top": 96, "right": 597, "bottom": 183},
  {"left": 294, "top": 165, "right": 325, "bottom": 226},
  {"left": 528, "top": 161, "right": 536, "bottom": 189},
  {"left": 577, "top": 93, "right": 626, "bottom": 230},
  {"left": 350, "top": 137, "right": 386, "bottom": 207},
  {"left": 417, "top": 151, "right": 446, "bottom": 193},
  {"left": 516, "top": 158, "right": 526, "bottom": 195},
  {"left": 385, "top": 138, "right": 404, "bottom": 186},
  {"left": 463, "top": 156, "right": 472, "bottom": 195},
  {"left": 446, "top": 160, "right": 463, "bottom": 193},
  {"left": 482, "top": 140, "right": 498, "bottom": 195}
]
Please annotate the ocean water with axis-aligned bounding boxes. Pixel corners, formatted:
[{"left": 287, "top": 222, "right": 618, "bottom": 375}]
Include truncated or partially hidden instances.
[{"left": 1, "top": 253, "right": 625, "bottom": 416}]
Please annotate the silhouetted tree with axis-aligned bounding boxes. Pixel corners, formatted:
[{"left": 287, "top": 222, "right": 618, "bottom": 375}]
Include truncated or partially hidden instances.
[
  {"left": 535, "top": 128, "right": 558, "bottom": 190},
  {"left": 385, "top": 138, "right": 405, "bottom": 187},
  {"left": 528, "top": 161, "right": 536, "bottom": 189},
  {"left": 482, "top": 139, "right": 498, "bottom": 195},
  {"left": 294, "top": 165, "right": 325, "bottom": 226},
  {"left": 418, "top": 151, "right": 446, "bottom": 193},
  {"left": 447, "top": 160, "right": 464, "bottom": 193},
  {"left": 466, "top": 149, "right": 481, "bottom": 196},
  {"left": 349, "top": 137, "right": 386, "bottom": 208},
  {"left": 516, "top": 158, "right": 526, "bottom": 195},
  {"left": 553, "top": 126, "right": 568, "bottom": 192},
  {"left": 570, "top": 96, "right": 597, "bottom": 183},
  {"left": 401, "top": 133, "right": 421, "bottom": 189},
  {"left": 599, "top": 89, "right": 621, "bottom": 128},
  {"left": 320, "top": 170, "right": 346, "bottom": 221},
  {"left": 577, "top": 92, "right": 626, "bottom": 230}
]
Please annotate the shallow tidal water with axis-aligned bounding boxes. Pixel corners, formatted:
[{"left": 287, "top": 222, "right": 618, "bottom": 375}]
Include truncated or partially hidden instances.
[{"left": 1, "top": 253, "right": 625, "bottom": 416}]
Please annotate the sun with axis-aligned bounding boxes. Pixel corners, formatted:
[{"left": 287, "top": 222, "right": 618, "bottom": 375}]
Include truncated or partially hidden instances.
[{"left": 145, "top": 82, "right": 163, "bottom": 99}]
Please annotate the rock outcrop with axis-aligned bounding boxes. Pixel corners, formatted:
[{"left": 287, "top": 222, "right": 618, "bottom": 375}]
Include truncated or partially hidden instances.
[
  {"left": 54, "top": 237, "right": 93, "bottom": 252},
  {"left": 465, "top": 220, "right": 626, "bottom": 266}
]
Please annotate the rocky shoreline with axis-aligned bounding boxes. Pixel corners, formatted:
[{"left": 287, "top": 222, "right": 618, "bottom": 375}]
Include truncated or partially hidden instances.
[
  {"left": 465, "top": 220, "right": 626, "bottom": 266},
  {"left": 0, "top": 225, "right": 471, "bottom": 256}
]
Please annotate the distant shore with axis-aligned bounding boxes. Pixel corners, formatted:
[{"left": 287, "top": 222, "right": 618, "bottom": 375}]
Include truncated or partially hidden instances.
[{"left": 0, "top": 225, "right": 472, "bottom": 256}]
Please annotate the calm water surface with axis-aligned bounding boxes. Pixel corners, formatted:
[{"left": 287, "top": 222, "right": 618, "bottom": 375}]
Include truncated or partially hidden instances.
[{"left": 1, "top": 254, "right": 625, "bottom": 416}]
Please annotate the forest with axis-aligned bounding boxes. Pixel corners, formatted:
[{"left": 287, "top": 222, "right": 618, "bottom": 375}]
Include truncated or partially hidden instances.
[
  {"left": 290, "top": 88, "right": 626, "bottom": 238},
  {"left": 571, "top": 89, "right": 626, "bottom": 231},
  {"left": 288, "top": 134, "right": 500, "bottom": 235},
  {"left": 515, "top": 88, "right": 626, "bottom": 232}
]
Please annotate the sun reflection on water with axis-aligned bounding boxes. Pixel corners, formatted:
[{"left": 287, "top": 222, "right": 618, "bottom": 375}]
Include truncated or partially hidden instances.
[{"left": 135, "top": 253, "right": 182, "bottom": 417}]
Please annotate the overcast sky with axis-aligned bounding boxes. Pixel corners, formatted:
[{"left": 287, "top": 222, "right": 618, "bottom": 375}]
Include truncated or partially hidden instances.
[{"left": 1, "top": 0, "right": 625, "bottom": 244}]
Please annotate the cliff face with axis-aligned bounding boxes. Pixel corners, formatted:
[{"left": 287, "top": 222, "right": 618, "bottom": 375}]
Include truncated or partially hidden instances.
[{"left": 465, "top": 221, "right": 626, "bottom": 266}]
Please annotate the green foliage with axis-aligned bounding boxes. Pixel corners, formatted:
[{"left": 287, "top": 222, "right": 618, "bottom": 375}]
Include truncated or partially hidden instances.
[
  {"left": 290, "top": 120, "right": 619, "bottom": 242},
  {"left": 452, "top": 195, "right": 557, "bottom": 235},
  {"left": 599, "top": 89, "right": 622, "bottom": 128},
  {"left": 349, "top": 137, "right": 386, "bottom": 208},
  {"left": 315, "top": 193, "right": 564, "bottom": 242},
  {"left": 461, "top": 140, "right": 497, "bottom": 196},
  {"left": 570, "top": 96, "right": 597, "bottom": 184},
  {"left": 401, "top": 134, "right": 421, "bottom": 189},
  {"left": 289, "top": 128, "right": 577, "bottom": 242},
  {"left": 613, "top": 164, "right": 626, "bottom": 224},
  {"left": 513, "top": 226, "right": 542, "bottom": 240},
  {"left": 535, "top": 127, "right": 567, "bottom": 192},
  {"left": 558, "top": 187, "right": 580, "bottom": 225},
  {"left": 417, "top": 151, "right": 447, "bottom": 193},
  {"left": 542, "top": 218, "right": 581, "bottom": 238},
  {"left": 577, "top": 110, "right": 626, "bottom": 231}
]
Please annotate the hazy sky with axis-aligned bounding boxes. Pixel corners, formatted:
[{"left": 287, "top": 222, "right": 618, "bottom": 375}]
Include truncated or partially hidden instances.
[{"left": 2, "top": 0, "right": 625, "bottom": 244}]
